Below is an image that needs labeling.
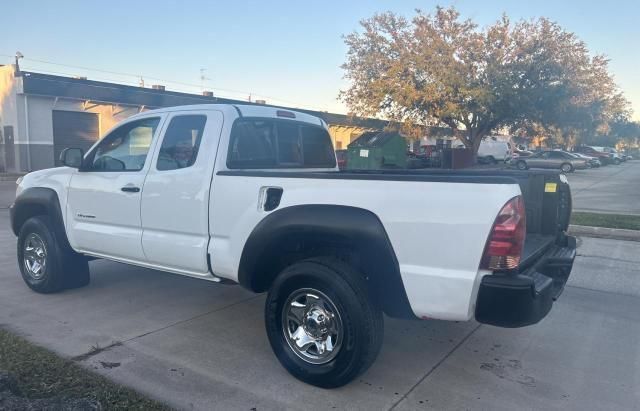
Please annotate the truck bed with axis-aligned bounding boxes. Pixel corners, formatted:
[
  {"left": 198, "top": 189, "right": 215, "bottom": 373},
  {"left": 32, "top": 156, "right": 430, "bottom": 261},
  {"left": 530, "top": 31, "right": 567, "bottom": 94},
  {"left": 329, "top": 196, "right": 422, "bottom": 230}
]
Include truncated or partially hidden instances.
[{"left": 219, "top": 168, "right": 572, "bottom": 238}]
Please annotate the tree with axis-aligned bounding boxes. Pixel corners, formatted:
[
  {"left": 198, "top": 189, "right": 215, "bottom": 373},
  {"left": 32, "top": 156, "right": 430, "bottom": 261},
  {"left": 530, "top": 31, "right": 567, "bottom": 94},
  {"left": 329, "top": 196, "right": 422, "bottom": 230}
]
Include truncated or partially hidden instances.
[{"left": 340, "top": 6, "right": 629, "bottom": 154}]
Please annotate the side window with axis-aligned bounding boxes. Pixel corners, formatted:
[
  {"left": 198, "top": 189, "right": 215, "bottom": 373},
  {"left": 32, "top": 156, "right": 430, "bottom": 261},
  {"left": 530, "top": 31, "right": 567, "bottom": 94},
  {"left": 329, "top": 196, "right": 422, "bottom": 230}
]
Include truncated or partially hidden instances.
[
  {"left": 157, "top": 115, "right": 207, "bottom": 171},
  {"left": 227, "top": 120, "right": 277, "bottom": 168},
  {"left": 87, "top": 117, "right": 160, "bottom": 171},
  {"left": 302, "top": 125, "right": 335, "bottom": 166},
  {"left": 227, "top": 119, "right": 336, "bottom": 169},
  {"left": 549, "top": 152, "right": 563, "bottom": 159}
]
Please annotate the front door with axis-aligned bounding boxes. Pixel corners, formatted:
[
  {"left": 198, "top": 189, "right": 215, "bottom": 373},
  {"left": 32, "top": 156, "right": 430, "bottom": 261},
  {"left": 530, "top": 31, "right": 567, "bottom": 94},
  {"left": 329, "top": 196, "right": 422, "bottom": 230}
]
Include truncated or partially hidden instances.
[{"left": 66, "top": 115, "right": 163, "bottom": 262}]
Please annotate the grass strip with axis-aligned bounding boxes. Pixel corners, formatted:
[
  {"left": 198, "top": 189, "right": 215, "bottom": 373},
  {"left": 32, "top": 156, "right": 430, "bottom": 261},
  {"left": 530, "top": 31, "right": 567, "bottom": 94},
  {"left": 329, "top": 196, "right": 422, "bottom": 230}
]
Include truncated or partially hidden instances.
[
  {"left": 0, "top": 328, "right": 168, "bottom": 410},
  {"left": 571, "top": 212, "right": 640, "bottom": 231}
]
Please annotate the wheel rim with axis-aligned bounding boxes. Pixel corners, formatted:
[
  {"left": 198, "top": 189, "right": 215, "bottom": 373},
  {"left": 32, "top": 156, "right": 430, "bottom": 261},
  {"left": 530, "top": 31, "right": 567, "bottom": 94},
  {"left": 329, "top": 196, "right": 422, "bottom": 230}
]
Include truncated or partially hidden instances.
[
  {"left": 562, "top": 164, "right": 571, "bottom": 172},
  {"left": 281, "top": 288, "right": 343, "bottom": 364},
  {"left": 23, "top": 233, "right": 47, "bottom": 280},
  {"left": 518, "top": 162, "right": 526, "bottom": 170}
]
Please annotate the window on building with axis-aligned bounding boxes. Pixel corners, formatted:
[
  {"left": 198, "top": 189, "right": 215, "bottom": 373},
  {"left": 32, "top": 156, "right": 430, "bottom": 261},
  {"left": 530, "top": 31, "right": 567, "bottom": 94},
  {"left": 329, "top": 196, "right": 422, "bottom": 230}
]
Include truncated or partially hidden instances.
[{"left": 157, "top": 115, "right": 207, "bottom": 170}]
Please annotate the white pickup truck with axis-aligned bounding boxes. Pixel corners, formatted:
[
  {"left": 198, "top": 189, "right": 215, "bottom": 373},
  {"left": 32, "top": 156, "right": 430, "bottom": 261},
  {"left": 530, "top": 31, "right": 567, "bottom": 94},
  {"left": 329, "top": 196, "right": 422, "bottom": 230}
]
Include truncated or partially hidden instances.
[{"left": 11, "top": 104, "right": 576, "bottom": 387}]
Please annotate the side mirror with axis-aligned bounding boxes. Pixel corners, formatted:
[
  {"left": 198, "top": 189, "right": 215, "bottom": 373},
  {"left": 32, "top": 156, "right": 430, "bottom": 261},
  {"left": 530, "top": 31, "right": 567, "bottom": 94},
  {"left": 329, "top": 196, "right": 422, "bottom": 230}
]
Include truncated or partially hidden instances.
[{"left": 60, "top": 148, "right": 84, "bottom": 168}]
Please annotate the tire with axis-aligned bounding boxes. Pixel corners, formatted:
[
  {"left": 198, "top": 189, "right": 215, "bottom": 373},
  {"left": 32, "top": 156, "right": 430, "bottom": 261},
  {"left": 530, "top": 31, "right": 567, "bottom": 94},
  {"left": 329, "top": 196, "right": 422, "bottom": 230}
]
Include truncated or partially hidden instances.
[
  {"left": 265, "top": 257, "right": 383, "bottom": 388},
  {"left": 516, "top": 160, "right": 528, "bottom": 170},
  {"left": 560, "top": 163, "right": 573, "bottom": 173},
  {"left": 614, "top": 158, "right": 621, "bottom": 165},
  {"left": 486, "top": 156, "right": 497, "bottom": 165},
  {"left": 17, "top": 216, "right": 90, "bottom": 293}
]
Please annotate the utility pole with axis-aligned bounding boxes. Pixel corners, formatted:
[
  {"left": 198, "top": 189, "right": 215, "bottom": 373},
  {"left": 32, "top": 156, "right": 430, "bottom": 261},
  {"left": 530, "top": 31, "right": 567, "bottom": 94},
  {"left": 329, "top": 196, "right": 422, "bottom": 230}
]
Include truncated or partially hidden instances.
[{"left": 14, "top": 51, "right": 23, "bottom": 76}]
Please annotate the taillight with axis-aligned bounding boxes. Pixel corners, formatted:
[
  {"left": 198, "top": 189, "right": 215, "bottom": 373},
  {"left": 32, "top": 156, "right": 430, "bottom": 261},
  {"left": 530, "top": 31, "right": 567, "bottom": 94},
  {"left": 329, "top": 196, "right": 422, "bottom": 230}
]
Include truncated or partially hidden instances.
[{"left": 481, "top": 196, "right": 526, "bottom": 271}]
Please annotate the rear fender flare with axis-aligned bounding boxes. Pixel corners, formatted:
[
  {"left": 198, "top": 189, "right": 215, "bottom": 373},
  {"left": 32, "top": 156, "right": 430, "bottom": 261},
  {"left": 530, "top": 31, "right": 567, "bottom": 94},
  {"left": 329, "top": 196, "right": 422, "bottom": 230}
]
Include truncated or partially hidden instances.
[{"left": 238, "top": 204, "right": 415, "bottom": 319}]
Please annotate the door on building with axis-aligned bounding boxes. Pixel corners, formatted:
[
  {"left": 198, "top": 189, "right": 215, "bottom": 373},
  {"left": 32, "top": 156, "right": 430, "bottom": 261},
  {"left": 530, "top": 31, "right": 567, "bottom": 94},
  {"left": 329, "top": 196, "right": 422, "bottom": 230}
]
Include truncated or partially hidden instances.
[
  {"left": 52, "top": 110, "right": 99, "bottom": 166},
  {"left": 65, "top": 115, "right": 164, "bottom": 262},
  {"left": 3, "top": 126, "right": 15, "bottom": 172}
]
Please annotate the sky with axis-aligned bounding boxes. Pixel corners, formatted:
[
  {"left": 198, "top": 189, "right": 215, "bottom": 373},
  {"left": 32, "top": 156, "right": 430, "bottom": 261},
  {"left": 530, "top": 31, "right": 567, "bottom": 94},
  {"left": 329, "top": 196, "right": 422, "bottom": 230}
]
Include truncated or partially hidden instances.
[{"left": 2, "top": 0, "right": 639, "bottom": 119}]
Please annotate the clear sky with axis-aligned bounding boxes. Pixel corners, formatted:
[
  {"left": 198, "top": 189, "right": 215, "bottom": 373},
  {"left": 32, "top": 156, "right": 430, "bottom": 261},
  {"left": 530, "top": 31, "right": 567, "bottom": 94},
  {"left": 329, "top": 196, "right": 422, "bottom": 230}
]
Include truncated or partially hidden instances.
[{"left": 2, "top": 0, "right": 639, "bottom": 119}]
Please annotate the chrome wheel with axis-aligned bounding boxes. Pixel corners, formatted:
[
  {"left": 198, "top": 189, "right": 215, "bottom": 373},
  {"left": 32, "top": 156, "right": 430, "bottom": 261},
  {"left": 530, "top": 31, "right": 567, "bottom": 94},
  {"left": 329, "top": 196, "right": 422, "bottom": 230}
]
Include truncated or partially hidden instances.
[
  {"left": 282, "top": 288, "right": 343, "bottom": 364},
  {"left": 23, "top": 233, "right": 47, "bottom": 280}
]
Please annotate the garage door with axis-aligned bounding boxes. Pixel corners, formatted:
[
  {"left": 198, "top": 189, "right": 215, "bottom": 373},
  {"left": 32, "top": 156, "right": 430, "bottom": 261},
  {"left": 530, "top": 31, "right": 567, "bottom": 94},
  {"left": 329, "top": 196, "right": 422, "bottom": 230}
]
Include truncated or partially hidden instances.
[{"left": 52, "top": 110, "right": 99, "bottom": 166}]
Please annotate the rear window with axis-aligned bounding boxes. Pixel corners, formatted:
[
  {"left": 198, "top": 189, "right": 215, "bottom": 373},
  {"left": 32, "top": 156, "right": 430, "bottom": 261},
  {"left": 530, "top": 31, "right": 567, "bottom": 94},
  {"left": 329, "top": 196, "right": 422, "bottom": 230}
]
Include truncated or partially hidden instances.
[{"left": 227, "top": 119, "right": 336, "bottom": 169}]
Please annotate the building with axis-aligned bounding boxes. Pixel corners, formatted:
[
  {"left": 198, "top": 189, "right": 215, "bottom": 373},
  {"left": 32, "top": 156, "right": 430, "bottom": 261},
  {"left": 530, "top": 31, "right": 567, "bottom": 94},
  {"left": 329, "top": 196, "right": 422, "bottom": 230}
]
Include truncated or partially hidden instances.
[{"left": 0, "top": 65, "right": 388, "bottom": 172}]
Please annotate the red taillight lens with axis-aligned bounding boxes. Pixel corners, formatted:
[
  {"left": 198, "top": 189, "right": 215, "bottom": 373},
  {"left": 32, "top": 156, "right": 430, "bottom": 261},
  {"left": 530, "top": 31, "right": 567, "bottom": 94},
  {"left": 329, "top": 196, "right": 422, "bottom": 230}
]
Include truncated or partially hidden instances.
[{"left": 481, "top": 196, "right": 526, "bottom": 271}]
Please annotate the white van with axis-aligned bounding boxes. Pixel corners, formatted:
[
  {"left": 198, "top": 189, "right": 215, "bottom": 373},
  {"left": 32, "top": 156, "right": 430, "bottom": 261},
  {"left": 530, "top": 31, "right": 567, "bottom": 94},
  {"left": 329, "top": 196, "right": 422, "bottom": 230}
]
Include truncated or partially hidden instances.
[{"left": 478, "top": 137, "right": 512, "bottom": 163}]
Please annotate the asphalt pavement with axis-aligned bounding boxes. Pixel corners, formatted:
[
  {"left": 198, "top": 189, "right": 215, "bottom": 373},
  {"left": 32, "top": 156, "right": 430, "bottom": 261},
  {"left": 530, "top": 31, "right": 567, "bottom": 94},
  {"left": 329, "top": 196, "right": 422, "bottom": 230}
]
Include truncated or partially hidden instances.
[
  {"left": 0, "top": 163, "right": 638, "bottom": 410},
  {"left": 0, "top": 188, "right": 639, "bottom": 409},
  {"left": 566, "top": 160, "right": 640, "bottom": 215}
]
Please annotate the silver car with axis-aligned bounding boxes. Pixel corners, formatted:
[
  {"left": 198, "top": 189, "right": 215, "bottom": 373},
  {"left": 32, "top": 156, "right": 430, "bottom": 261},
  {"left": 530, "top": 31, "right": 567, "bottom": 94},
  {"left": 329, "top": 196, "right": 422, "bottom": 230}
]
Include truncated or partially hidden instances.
[{"left": 511, "top": 151, "right": 588, "bottom": 172}]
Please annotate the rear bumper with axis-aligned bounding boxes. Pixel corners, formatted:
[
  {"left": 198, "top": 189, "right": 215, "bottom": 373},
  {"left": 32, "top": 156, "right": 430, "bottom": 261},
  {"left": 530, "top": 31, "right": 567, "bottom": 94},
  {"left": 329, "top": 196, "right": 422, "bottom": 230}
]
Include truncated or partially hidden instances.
[{"left": 475, "top": 235, "right": 576, "bottom": 328}]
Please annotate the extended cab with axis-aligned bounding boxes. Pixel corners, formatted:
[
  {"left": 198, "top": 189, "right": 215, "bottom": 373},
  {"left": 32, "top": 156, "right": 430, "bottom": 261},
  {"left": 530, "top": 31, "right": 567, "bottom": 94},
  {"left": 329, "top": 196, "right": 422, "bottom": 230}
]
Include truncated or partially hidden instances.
[{"left": 11, "top": 104, "right": 576, "bottom": 387}]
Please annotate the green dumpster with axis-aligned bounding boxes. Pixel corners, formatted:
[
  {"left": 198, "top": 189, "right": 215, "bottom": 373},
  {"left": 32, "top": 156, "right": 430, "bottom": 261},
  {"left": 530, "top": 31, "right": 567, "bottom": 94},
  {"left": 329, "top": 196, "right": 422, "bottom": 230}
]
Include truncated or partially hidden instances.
[{"left": 346, "top": 131, "right": 407, "bottom": 170}]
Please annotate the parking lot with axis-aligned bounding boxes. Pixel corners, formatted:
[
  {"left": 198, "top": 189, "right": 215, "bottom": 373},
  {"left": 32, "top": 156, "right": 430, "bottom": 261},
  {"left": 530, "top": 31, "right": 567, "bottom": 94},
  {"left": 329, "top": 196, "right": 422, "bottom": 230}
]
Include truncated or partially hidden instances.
[
  {"left": 0, "top": 172, "right": 638, "bottom": 410},
  {"left": 567, "top": 160, "right": 640, "bottom": 215}
]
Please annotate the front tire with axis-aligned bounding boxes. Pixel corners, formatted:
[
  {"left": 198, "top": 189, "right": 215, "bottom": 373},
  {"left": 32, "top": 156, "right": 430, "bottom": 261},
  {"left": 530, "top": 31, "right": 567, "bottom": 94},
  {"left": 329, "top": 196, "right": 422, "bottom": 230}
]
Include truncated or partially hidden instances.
[
  {"left": 516, "top": 160, "right": 528, "bottom": 170},
  {"left": 17, "top": 216, "right": 89, "bottom": 293},
  {"left": 265, "top": 258, "right": 383, "bottom": 388}
]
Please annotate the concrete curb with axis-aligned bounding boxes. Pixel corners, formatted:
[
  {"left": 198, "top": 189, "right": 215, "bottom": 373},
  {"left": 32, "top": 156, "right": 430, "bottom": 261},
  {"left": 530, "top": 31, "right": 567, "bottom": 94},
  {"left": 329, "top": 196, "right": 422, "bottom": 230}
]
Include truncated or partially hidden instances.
[{"left": 569, "top": 224, "right": 640, "bottom": 242}]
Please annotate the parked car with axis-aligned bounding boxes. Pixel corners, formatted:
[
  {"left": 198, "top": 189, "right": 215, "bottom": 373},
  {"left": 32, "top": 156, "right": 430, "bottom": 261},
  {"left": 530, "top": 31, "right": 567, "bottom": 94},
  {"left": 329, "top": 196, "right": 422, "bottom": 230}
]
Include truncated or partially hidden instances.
[
  {"left": 335, "top": 149, "right": 347, "bottom": 170},
  {"left": 477, "top": 138, "right": 512, "bottom": 164},
  {"left": 575, "top": 145, "right": 612, "bottom": 165},
  {"left": 10, "top": 104, "right": 576, "bottom": 388},
  {"left": 511, "top": 149, "right": 534, "bottom": 159},
  {"left": 589, "top": 146, "right": 623, "bottom": 165},
  {"left": 511, "top": 150, "right": 588, "bottom": 172},
  {"left": 570, "top": 152, "right": 601, "bottom": 168}
]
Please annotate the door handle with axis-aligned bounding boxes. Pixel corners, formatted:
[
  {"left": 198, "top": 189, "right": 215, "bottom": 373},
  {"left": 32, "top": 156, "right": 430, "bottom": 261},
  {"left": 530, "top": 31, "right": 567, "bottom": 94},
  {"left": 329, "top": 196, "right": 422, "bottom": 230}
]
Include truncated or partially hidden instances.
[{"left": 121, "top": 186, "right": 140, "bottom": 193}]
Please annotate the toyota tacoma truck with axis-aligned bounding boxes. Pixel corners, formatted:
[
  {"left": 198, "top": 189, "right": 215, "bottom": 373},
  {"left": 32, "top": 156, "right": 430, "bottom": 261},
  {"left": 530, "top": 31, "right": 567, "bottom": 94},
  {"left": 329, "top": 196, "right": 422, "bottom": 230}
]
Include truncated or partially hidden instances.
[{"left": 10, "top": 104, "right": 576, "bottom": 388}]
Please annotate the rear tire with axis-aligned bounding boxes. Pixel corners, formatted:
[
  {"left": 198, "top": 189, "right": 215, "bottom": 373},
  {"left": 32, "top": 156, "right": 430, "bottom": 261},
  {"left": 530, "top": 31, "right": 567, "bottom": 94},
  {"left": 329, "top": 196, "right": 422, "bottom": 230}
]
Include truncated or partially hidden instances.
[
  {"left": 265, "top": 257, "right": 383, "bottom": 388},
  {"left": 486, "top": 156, "right": 497, "bottom": 165},
  {"left": 516, "top": 160, "right": 528, "bottom": 170},
  {"left": 17, "top": 216, "right": 89, "bottom": 293},
  {"left": 560, "top": 163, "right": 573, "bottom": 173}
]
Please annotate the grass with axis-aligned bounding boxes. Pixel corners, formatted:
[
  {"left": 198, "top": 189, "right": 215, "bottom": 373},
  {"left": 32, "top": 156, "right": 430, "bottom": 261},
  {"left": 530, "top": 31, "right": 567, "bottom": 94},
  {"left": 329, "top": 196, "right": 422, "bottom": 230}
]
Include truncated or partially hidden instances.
[
  {"left": 0, "top": 328, "right": 169, "bottom": 410},
  {"left": 571, "top": 212, "right": 640, "bottom": 231}
]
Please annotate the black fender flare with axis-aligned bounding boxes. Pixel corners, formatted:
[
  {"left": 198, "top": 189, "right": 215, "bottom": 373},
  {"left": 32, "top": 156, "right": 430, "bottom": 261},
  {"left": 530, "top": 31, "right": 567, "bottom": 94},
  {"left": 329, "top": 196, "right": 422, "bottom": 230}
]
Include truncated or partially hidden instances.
[
  {"left": 10, "top": 187, "right": 72, "bottom": 250},
  {"left": 238, "top": 204, "right": 415, "bottom": 319}
]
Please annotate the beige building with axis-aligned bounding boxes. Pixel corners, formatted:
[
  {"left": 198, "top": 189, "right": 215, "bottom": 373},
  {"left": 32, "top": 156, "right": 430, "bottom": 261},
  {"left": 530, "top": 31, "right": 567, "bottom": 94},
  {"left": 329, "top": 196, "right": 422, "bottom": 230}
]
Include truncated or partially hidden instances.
[{"left": 0, "top": 65, "right": 388, "bottom": 172}]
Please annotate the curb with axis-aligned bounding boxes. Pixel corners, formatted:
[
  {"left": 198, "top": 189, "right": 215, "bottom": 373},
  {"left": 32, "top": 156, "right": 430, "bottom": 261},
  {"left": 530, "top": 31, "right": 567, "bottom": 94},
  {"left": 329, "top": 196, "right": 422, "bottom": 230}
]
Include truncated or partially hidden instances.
[{"left": 568, "top": 225, "right": 640, "bottom": 242}]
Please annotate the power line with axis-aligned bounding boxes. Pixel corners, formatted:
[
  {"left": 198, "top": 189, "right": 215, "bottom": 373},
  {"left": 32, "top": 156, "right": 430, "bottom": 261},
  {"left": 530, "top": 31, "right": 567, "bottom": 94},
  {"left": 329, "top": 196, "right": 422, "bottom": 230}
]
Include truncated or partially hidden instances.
[{"left": 0, "top": 53, "right": 333, "bottom": 112}]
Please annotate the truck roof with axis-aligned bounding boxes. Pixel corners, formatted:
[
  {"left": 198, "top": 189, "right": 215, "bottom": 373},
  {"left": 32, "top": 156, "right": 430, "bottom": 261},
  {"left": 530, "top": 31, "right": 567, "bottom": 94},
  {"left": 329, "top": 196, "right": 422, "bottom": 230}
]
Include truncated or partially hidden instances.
[{"left": 127, "top": 103, "right": 326, "bottom": 127}]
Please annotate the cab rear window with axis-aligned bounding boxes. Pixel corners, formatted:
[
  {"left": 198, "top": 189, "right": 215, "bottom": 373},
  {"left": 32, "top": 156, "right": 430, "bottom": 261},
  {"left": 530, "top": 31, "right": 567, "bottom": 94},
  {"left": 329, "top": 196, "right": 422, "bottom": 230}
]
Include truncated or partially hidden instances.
[{"left": 227, "top": 118, "right": 336, "bottom": 169}]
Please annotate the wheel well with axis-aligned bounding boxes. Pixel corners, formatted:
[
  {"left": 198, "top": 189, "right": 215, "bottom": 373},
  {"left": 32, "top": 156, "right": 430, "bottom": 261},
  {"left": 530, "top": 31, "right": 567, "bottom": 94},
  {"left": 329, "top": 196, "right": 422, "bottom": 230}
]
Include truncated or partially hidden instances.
[
  {"left": 245, "top": 231, "right": 358, "bottom": 293},
  {"left": 11, "top": 188, "right": 71, "bottom": 253},
  {"left": 237, "top": 205, "right": 416, "bottom": 319},
  {"left": 11, "top": 203, "right": 47, "bottom": 235}
]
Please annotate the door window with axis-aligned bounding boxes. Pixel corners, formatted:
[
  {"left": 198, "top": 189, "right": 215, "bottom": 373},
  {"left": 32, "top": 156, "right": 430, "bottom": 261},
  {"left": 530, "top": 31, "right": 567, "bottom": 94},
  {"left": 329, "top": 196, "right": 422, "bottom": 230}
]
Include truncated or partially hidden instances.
[
  {"left": 86, "top": 117, "right": 160, "bottom": 171},
  {"left": 157, "top": 115, "right": 207, "bottom": 170}
]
